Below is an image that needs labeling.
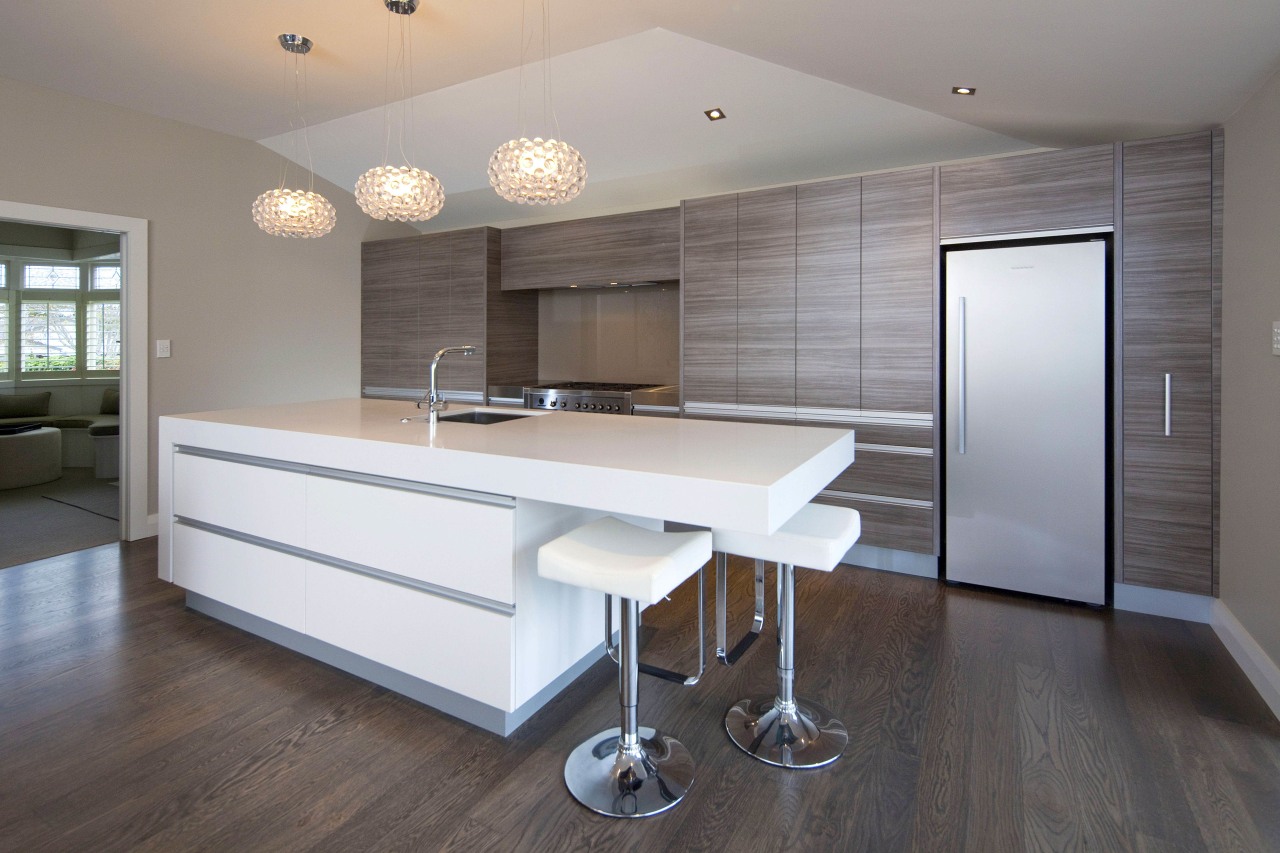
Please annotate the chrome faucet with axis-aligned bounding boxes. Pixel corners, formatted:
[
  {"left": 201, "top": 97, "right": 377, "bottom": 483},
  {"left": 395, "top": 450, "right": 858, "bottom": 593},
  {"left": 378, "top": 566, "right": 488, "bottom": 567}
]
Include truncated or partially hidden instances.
[{"left": 419, "top": 345, "right": 478, "bottom": 423}]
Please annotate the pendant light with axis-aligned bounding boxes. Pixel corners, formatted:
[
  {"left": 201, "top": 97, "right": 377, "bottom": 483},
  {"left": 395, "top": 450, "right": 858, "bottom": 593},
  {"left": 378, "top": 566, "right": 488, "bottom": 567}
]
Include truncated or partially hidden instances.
[
  {"left": 355, "top": 0, "right": 445, "bottom": 222},
  {"left": 252, "top": 34, "right": 337, "bottom": 238},
  {"left": 488, "top": 0, "right": 586, "bottom": 206}
]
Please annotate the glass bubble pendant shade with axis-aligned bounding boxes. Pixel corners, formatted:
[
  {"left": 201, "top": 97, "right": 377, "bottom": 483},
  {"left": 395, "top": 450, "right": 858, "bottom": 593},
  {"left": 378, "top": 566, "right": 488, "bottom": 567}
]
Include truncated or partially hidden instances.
[
  {"left": 355, "top": 165, "right": 444, "bottom": 222},
  {"left": 252, "top": 188, "right": 336, "bottom": 238},
  {"left": 488, "top": 136, "right": 586, "bottom": 206}
]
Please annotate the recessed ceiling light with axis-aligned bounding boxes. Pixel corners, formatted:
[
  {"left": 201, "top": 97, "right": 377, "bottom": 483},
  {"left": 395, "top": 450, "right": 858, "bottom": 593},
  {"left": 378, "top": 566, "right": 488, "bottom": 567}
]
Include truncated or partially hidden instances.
[
  {"left": 952, "top": 86, "right": 976, "bottom": 96},
  {"left": 704, "top": 107, "right": 726, "bottom": 121}
]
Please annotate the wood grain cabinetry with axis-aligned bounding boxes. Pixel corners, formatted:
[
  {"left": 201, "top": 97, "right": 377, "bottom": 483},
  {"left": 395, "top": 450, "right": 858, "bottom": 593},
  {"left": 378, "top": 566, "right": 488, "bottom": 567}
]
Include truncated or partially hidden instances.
[
  {"left": 939, "top": 144, "right": 1115, "bottom": 238},
  {"left": 737, "top": 187, "right": 797, "bottom": 406},
  {"left": 681, "top": 195, "right": 739, "bottom": 404},
  {"left": 1121, "top": 132, "right": 1218, "bottom": 595},
  {"left": 361, "top": 228, "right": 537, "bottom": 398},
  {"left": 797, "top": 177, "right": 861, "bottom": 409},
  {"left": 860, "top": 168, "right": 936, "bottom": 414},
  {"left": 500, "top": 208, "right": 680, "bottom": 290}
]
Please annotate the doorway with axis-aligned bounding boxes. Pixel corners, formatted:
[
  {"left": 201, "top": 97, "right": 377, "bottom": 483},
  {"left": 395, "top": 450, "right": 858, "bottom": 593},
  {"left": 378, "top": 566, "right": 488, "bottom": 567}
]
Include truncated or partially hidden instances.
[{"left": 0, "top": 200, "right": 150, "bottom": 563}]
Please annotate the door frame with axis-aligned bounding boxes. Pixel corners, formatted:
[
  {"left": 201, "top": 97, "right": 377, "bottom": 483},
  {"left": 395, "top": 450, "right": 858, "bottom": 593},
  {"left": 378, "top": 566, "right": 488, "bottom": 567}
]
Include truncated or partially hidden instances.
[{"left": 0, "top": 199, "right": 151, "bottom": 541}]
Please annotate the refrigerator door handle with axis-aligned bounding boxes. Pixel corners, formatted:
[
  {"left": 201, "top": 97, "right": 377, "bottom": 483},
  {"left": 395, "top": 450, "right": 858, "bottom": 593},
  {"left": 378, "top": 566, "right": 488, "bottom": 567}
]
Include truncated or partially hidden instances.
[
  {"left": 958, "top": 296, "right": 967, "bottom": 454},
  {"left": 1164, "top": 373, "right": 1172, "bottom": 436}
]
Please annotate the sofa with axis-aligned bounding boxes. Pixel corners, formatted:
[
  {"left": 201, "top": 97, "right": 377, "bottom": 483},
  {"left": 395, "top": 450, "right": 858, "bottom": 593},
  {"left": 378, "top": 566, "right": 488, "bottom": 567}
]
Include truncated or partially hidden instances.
[{"left": 0, "top": 390, "right": 120, "bottom": 468}]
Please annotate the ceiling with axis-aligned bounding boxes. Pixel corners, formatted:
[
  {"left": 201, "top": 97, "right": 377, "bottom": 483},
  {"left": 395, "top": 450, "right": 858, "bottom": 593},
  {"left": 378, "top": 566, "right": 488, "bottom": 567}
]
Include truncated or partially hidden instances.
[{"left": 2, "top": 1, "right": 1278, "bottom": 231}]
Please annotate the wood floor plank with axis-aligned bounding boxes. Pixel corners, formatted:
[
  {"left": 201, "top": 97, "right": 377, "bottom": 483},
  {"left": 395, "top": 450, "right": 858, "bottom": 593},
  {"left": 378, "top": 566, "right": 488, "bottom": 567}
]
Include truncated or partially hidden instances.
[{"left": 1, "top": 538, "right": 1277, "bottom": 852}]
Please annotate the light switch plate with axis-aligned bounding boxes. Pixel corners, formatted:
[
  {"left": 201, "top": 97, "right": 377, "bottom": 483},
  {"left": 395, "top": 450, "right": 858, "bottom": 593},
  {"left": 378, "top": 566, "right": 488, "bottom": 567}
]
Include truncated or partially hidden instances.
[
  {"left": 156, "top": 339, "right": 171, "bottom": 358},
  {"left": 1273, "top": 322, "right": 1280, "bottom": 357}
]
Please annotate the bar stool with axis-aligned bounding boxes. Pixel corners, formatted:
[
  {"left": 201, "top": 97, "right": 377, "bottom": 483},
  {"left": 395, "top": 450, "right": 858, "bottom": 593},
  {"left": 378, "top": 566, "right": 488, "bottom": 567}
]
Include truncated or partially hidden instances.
[
  {"left": 713, "top": 503, "right": 860, "bottom": 769},
  {"left": 538, "top": 516, "right": 712, "bottom": 818}
]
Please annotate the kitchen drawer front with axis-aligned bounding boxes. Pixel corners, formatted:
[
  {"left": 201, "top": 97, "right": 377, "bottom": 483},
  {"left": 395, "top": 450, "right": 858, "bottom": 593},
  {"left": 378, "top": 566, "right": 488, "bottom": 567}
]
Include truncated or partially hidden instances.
[
  {"left": 172, "top": 524, "right": 306, "bottom": 632},
  {"left": 816, "top": 494, "right": 935, "bottom": 554},
  {"left": 173, "top": 452, "right": 307, "bottom": 548},
  {"left": 306, "top": 564, "right": 514, "bottom": 710},
  {"left": 826, "top": 448, "right": 934, "bottom": 503},
  {"left": 794, "top": 419, "right": 933, "bottom": 451},
  {"left": 305, "top": 476, "right": 516, "bottom": 605}
]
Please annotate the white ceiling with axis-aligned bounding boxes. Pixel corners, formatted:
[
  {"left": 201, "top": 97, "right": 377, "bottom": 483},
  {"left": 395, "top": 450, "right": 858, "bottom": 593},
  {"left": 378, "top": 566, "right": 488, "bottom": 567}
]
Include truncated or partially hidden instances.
[{"left": 2, "top": 0, "right": 1278, "bottom": 231}]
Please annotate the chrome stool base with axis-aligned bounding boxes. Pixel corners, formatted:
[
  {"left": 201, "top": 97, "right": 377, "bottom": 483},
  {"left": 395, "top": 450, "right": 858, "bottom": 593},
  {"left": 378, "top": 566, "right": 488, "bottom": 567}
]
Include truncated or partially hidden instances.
[
  {"left": 724, "top": 695, "right": 848, "bottom": 769},
  {"left": 564, "top": 726, "right": 695, "bottom": 818}
]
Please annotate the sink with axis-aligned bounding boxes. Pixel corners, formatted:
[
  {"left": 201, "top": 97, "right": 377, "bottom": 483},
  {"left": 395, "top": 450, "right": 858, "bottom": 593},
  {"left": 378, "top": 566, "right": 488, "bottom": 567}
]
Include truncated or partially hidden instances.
[{"left": 436, "top": 411, "right": 531, "bottom": 425}]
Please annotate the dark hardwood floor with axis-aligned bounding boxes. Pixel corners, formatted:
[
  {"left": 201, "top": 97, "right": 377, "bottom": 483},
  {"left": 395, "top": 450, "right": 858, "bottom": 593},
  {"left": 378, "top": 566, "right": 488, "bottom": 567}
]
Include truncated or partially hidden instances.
[{"left": 2, "top": 539, "right": 1277, "bottom": 852}]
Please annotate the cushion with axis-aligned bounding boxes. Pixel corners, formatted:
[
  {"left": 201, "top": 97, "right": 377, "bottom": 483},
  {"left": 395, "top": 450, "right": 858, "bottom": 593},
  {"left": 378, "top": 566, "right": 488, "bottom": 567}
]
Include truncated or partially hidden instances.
[
  {"left": 0, "top": 423, "right": 42, "bottom": 436},
  {"left": 100, "top": 388, "right": 120, "bottom": 415},
  {"left": 0, "top": 391, "right": 52, "bottom": 419}
]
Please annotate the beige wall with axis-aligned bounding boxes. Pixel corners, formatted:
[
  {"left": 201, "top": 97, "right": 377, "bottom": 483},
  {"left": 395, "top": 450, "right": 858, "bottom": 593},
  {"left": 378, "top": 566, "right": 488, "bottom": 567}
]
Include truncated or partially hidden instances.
[
  {"left": 0, "top": 76, "right": 414, "bottom": 513},
  {"left": 538, "top": 285, "right": 679, "bottom": 384},
  {"left": 1221, "top": 68, "right": 1280, "bottom": 667}
]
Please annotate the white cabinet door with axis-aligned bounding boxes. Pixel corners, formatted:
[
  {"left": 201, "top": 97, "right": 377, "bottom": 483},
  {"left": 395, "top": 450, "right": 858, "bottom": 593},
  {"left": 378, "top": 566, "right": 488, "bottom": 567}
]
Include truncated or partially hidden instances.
[
  {"left": 305, "top": 563, "right": 515, "bottom": 710},
  {"left": 305, "top": 476, "right": 516, "bottom": 604},
  {"left": 173, "top": 453, "right": 307, "bottom": 548},
  {"left": 173, "top": 525, "right": 306, "bottom": 631}
]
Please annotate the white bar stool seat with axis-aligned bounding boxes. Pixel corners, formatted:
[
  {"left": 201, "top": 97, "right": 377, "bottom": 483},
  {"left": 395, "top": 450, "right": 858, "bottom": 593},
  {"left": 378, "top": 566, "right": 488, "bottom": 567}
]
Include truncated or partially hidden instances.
[
  {"left": 712, "top": 503, "right": 860, "bottom": 769},
  {"left": 538, "top": 516, "right": 712, "bottom": 818}
]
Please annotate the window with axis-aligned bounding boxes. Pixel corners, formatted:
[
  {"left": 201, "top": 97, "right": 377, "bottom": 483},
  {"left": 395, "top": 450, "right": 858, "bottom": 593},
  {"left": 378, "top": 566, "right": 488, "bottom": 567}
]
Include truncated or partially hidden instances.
[
  {"left": 21, "top": 301, "right": 78, "bottom": 372},
  {"left": 91, "top": 265, "right": 122, "bottom": 291},
  {"left": 0, "top": 302, "right": 8, "bottom": 374},
  {"left": 24, "top": 264, "right": 80, "bottom": 290},
  {"left": 85, "top": 302, "right": 121, "bottom": 371},
  {"left": 0, "top": 258, "right": 121, "bottom": 379}
]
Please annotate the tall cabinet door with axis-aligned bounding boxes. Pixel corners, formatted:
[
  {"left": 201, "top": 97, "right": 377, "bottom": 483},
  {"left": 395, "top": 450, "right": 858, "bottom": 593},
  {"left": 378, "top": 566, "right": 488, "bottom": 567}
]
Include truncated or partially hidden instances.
[
  {"left": 797, "top": 177, "right": 860, "bottom": 409},
  {"left": 682, "top": 195, "right": 739, "bottom": 404},
  {"left": 438, "top": 230, "right": 487, "bottom": 395},
  {"left": 737, "top": 187, "right": 797, "bottom": 406},
  {"left": 1122, "top": 133, "right": 1215, "bottom": 594},
  {"left": 361, "top": 237, "right": 420, "bottom": 392},
  {"left": 861, "top": 168, "right": 936, "bottom": 414}
]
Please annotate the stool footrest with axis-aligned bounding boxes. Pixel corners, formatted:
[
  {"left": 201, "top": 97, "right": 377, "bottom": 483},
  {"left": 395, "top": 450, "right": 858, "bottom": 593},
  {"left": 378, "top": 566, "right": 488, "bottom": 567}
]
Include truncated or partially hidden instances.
[
  {"left": 716, "top": 554, "right": 766, "bottom": 666},
  {"left": 605, "top": 564, "right": 706, "bottom": 688}
]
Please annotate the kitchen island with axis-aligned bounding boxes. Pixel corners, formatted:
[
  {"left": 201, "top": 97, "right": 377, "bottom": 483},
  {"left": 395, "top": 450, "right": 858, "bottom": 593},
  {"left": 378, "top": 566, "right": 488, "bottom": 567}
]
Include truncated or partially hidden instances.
[{"left": 158, "top": 398, "right": 856, "bottom": 734}]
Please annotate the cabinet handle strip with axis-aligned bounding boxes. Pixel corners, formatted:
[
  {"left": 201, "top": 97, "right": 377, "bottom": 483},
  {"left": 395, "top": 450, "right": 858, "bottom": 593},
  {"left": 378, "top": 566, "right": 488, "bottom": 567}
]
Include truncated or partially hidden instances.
[
  {"left": 1164, "top": 373, "right": 1172, "bottom": 437},
  {"left": 958, "top": 296, "right": 967, "bottom": 454}
]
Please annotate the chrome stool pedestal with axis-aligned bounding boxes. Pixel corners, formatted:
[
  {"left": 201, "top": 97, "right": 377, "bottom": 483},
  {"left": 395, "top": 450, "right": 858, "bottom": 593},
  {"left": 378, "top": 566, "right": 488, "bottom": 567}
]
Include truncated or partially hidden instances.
[
  {"left": 538, "top": 516, "right": 711, "bottom": 818},
  {"left": 723, "top": 562, "right": 848, "bottom": 768},
  {"left": 564, "top": 597, "right": 695, "bottom": 818},
  {"left": 713, "top": 503, "right": 861, "bottom": 770}
]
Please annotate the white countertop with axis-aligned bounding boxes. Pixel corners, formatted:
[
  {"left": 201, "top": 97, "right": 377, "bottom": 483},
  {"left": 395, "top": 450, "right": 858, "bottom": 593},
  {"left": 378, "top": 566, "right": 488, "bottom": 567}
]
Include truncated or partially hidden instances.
[{"left": 162, "top": 398, "right": 856, "bottom": 534}]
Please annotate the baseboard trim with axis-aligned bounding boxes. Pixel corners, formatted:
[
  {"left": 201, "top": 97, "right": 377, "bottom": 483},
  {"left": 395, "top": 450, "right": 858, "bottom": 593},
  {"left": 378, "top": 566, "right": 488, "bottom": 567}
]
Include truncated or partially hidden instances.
[
  {"left": 1112, "top": 583, "right": 1214, "bottom": 622},
  {"left": 842, "top": 543, "right": 938, "bottom": 579},
  {"left": 1211, "top": 600, "right": 1280, "bottom": 723}
]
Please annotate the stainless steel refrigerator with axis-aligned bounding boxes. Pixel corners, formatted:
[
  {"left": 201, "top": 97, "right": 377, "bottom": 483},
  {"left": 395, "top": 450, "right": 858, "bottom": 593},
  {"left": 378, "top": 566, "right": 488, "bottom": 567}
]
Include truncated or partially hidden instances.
[{"left": 943, "top": 238, "right": 1108, "bottom": 605}]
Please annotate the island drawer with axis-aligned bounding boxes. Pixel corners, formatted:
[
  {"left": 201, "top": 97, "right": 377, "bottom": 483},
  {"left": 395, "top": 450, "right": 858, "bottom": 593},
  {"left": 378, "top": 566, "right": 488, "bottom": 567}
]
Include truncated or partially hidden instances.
[
  {"left": 305, "top": 563, "right": 514, "bottom": 710},
  {"left": 172, "top": 524, "right": 306, "bottom": 632},
  {"left": 173, "top": 452, "right": 307, "bottom": 548},
  {"left": 305, "top": 476, "right": 517, "bottom": 605}
]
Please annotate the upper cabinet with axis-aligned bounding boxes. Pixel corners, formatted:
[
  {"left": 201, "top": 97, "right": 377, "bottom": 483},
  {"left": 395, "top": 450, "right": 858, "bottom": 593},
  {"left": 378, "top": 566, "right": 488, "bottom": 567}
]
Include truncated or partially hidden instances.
[
  {"left": 361, "top": 228, "right": 538, "bottom": 398},
  {"left": 797, "top": 177, "right": 861, "bottom": 410},
  {"left": 737, "top": 187, "right": 797, "bottom": 406},
  {"left": 682, "top": 178, "right": 864, "bottom": 409},
  {"left": 861, "top": 168, "right": 936, "bottom": 414},
  {"left": 939, "top": 145, "right": 1114, "bottom": 239},
  {"left": 500, "top": 208, "right": 680, "bottom": 290},
  {"left": 682, "top": 195, "right": 739, "bottom": 404}
]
